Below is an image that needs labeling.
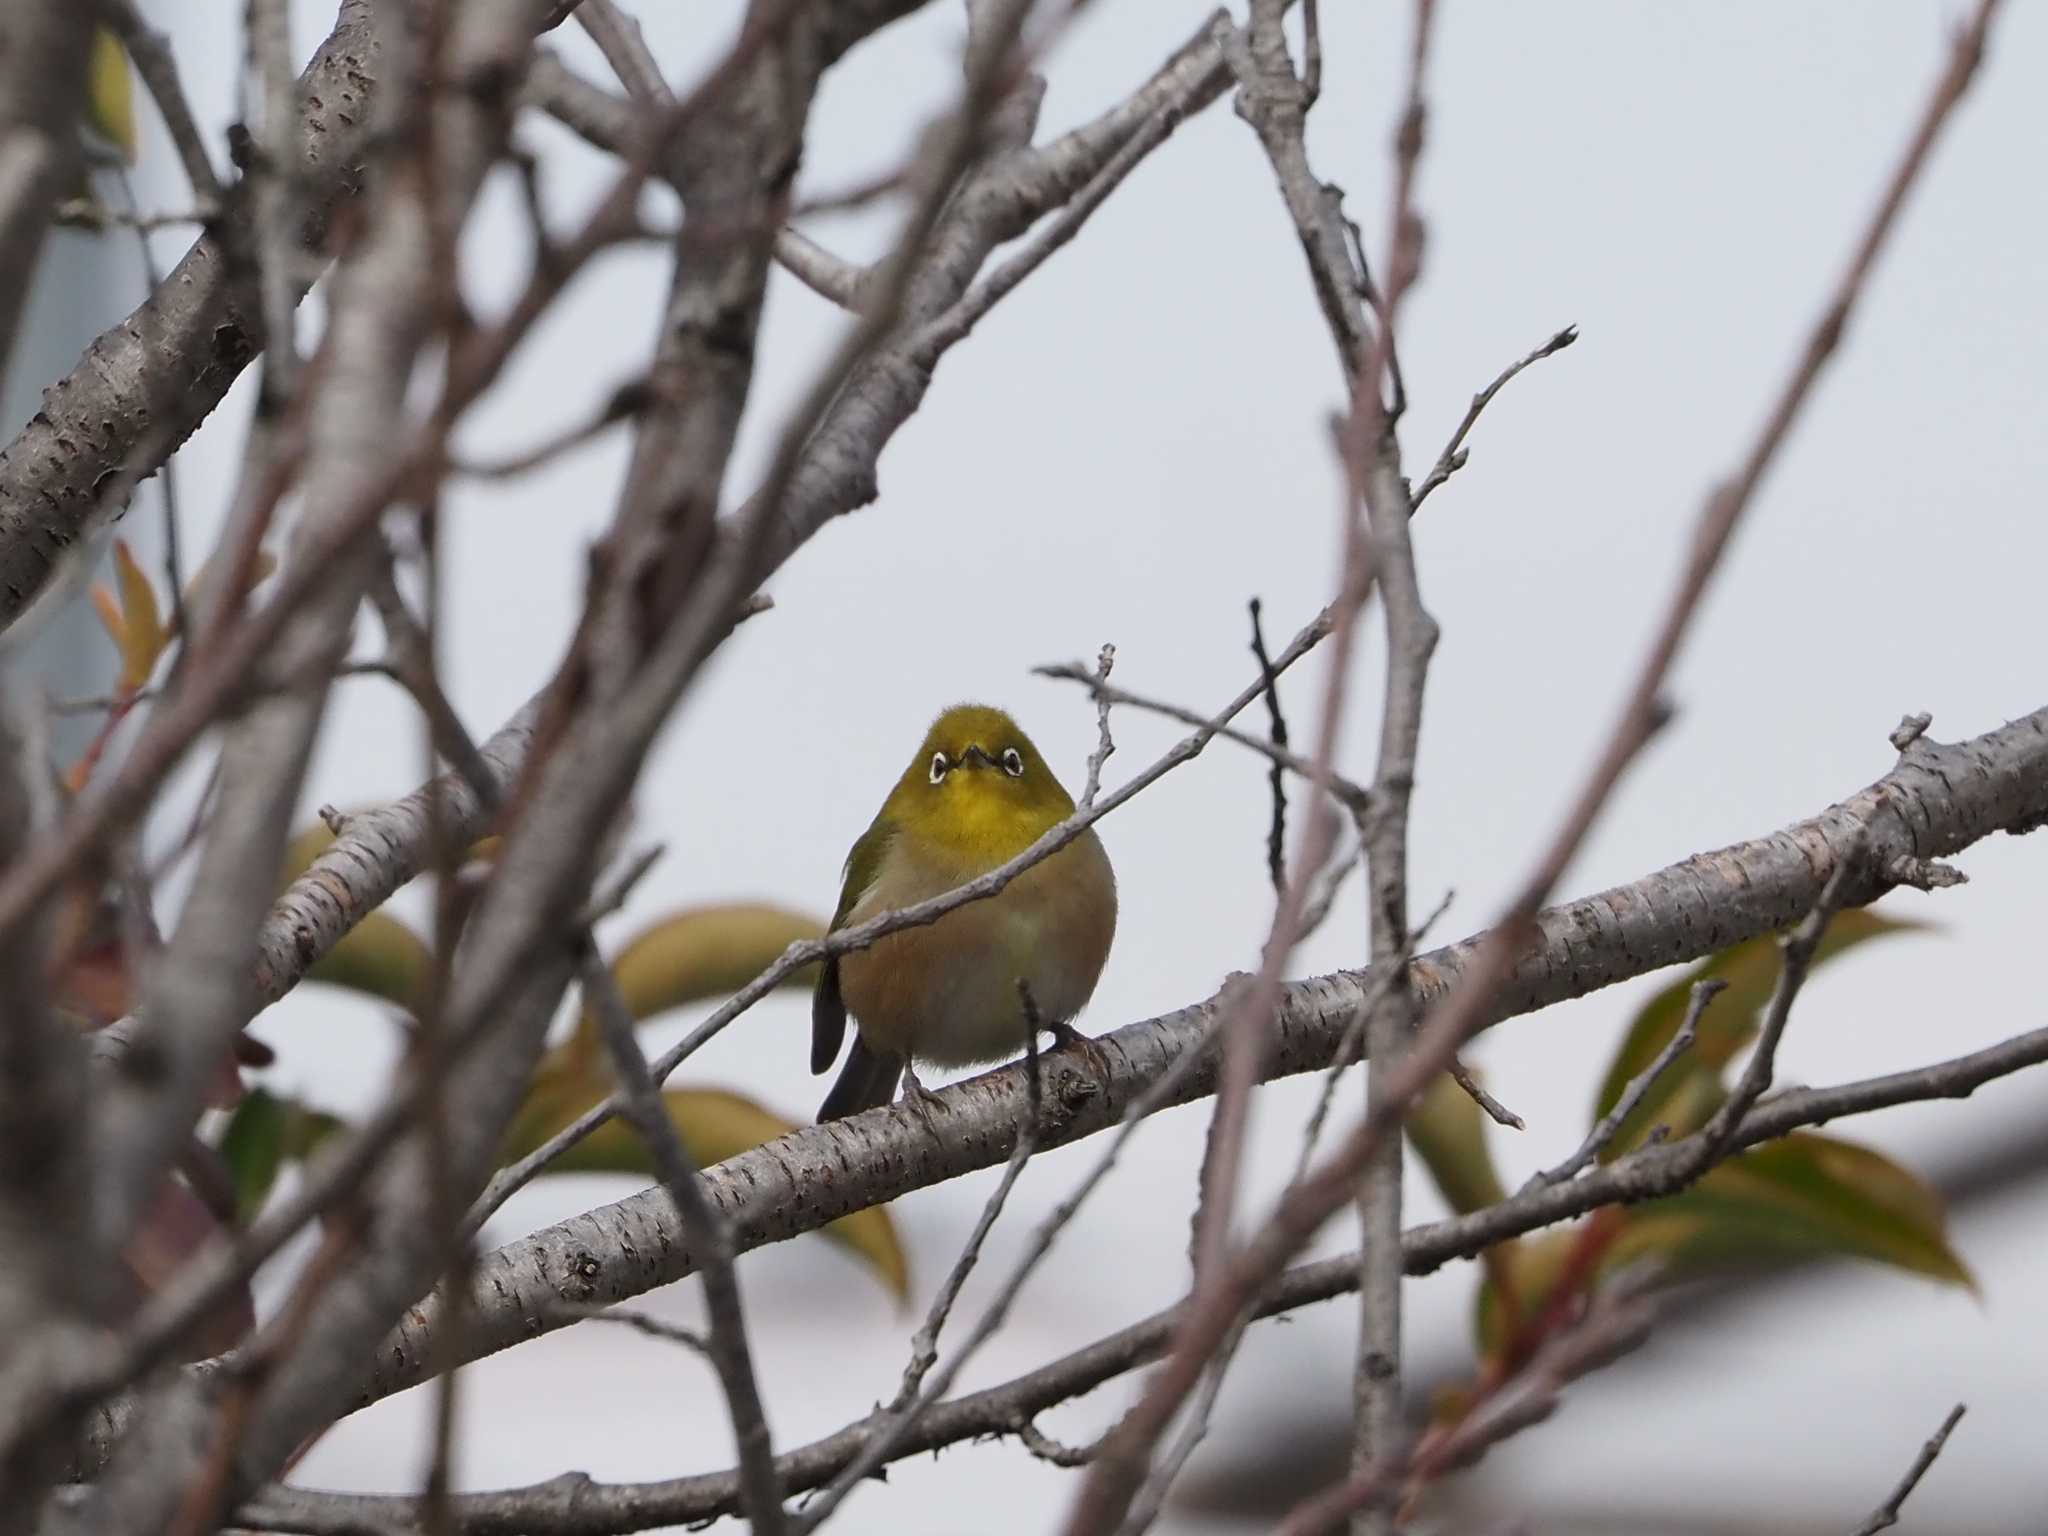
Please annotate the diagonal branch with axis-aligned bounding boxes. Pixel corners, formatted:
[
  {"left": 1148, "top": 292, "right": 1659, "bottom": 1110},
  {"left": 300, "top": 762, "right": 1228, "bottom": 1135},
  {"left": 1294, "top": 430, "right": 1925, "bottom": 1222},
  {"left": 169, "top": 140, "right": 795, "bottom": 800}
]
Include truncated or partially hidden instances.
[
  {"left": 236, "top": 1018, "right": 2048, "bottom": 1535},
  {"left": 0, "top": 0, "right": 95, "bottom": 384},
  {"left": 326, "top": 703, "right": 2048, "bottom": 1417},
  {"left": 0, "top": 1, "right": 382, "bottom": 633}
]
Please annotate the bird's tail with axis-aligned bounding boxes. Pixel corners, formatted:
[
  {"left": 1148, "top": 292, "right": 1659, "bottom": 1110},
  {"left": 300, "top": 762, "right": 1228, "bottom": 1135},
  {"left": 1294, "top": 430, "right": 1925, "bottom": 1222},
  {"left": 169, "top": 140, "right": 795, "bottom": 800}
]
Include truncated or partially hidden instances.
[{"left": 818, "top": 1037, "right": 905, "bottom": 1123}]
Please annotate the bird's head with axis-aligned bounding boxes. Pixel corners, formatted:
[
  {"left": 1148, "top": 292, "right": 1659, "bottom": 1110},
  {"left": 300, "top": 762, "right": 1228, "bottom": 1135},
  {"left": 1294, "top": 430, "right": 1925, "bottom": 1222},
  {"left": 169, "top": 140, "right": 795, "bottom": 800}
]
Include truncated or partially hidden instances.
[{"left": 887, "top": 703, "right": 1078, "bottom": 859}]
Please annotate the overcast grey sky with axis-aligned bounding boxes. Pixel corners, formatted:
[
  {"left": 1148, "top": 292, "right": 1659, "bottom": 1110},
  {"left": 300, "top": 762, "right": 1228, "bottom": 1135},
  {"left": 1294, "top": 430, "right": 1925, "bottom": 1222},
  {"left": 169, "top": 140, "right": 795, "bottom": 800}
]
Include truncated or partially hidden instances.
[{"left": 33, "top": 1, "right": 2046, "bottom": 1529}]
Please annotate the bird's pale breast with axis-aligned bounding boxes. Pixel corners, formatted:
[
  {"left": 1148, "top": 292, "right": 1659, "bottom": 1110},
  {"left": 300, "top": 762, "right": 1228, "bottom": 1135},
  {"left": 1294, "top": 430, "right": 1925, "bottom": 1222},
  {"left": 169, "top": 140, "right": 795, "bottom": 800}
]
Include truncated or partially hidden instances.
[{"left": 837, "top": 832, "right": 1116, "bottom": 1067}]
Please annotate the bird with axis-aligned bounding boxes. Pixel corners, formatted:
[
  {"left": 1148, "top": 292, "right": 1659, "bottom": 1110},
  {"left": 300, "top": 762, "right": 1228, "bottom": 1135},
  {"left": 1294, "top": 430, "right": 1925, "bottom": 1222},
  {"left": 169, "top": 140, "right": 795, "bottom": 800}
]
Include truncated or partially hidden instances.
[{"left": 812, "top": 703, "right": 1117, "bottom": 1122}]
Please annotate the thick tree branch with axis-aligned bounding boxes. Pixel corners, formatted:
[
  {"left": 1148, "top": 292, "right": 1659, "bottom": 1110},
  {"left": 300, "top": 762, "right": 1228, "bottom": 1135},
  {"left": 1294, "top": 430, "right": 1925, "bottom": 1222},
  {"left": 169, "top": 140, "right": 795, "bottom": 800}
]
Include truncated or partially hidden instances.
[
  {"left": 61, "top": 0, "right": 953, "bottom": 1522},
  {"left": 236, "top": 1017, "right": 2048, "bottom": 1534},
  {"left": 330, "top": 705, "right": 2048, "bottom": 1413},
  {"left": 59, "top": 1, "right": 565, "bottom": 1525},
  {"left": 88, "top": 0, "right": 544, "bottom": 1274},
  {"left": 0, "top": 1, "right": 382, "bottom": 634}
]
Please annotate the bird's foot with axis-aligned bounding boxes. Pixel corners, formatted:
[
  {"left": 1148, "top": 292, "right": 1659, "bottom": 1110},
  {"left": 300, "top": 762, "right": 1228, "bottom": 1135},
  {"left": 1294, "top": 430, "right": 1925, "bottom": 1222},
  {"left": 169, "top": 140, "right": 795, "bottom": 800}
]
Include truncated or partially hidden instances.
[
  {"left": 1044, "top": 1022, "right": 1091, "bottom": 1053},
  {"left": 900, "top": 1064, "right": 946, "bottom": 1131},
  {"left": 1038, "top": 1021, "right": 1111, "bottom": 1088}
]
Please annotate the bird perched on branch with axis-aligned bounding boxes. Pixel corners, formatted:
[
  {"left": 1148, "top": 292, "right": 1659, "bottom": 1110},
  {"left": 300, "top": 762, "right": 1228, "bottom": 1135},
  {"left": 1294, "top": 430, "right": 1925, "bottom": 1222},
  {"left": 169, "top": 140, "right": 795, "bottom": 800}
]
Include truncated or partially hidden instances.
[{"left": 812, "top": 704, "right": 1117, "bottom": 1122}]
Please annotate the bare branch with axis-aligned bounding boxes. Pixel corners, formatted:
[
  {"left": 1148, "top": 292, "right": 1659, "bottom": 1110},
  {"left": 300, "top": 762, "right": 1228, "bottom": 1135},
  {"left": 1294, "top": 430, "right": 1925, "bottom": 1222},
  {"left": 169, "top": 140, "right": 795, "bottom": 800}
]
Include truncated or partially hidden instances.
[
  {"left": 773, "top": 226, "right": 868, "bottom": 308},
  {"left": 574, "top": 0, "right": 672, "bottom": 110},
  {"left": 0, "top": 0, "right": 94, "bottom": 382},
  {"left": 311, "top": 703, "right": 2048, "bottom": 1421},
  {"left": 1523, "top": 977, "right": 1723, "bottom": 1193},
  {"left": 98, "top": 0, "right": 225, "bottom": 206},
  {"left": 1852, "top": 1403, "right": 1967, "bottom": 1536},
  {"left": 1696, "top": 835, "right": 1868, "bottom": 1157},
  {"left": 1409, "top": 325, "right": 1578, "bottom": 510},
  {"left": 0, "top": 5, "right": 382, "bottom": 630},
  {"left": 449, "top": 376, "right": 648, "bottom": 479},
  {"left": 1249, "top": 596, "right": 1292, "bottom": 896},
  {"left": 1036, "top": 661, "right": 1372, "bottom": 811},
  {"left": 233, "top": 1018, "right": 2045, "bottom": 1534}
]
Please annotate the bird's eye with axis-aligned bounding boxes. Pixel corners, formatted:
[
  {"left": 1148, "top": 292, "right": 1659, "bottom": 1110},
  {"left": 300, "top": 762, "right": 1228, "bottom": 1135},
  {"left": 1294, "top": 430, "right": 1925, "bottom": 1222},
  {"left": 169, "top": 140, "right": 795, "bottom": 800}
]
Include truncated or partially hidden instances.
[
  {"left": 1001, "top": 747, "right": 1025, "bottom": 777},
  {"left": 929, "top": 752, "right": 950, "bottom": 784}
]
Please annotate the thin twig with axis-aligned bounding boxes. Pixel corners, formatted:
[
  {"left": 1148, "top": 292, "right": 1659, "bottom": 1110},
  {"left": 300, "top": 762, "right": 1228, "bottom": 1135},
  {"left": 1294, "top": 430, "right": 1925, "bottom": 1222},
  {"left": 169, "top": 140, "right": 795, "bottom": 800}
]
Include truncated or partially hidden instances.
[
  {"left": 550, "top": 1303, "right": 709, "bottom": 1357},
  {"left": 1297, "top": 835, "right": 1362, "bottom": 942},
  {"left": 1447, "top": 1060, "right": 1523, "bottom": 1132},
  {"left": 1696, "top": 835, "right": 1867, "bottom": 1160},
  {"left": 1292, "top": 887, "right": 1455, "bottom": 1184},
  {"left": 1852, "top": 1403, "right": 1967, "bottom": 1535},
  {"left": 772, "top": 226, "right": 867, "bottom": 309},
  {"left": 1277, "top": 1279, "right": 1659, "bottom": 1534},
  {"left": 99, "top": 0, "right": 224, "bottom": 205},
  {"left": 449, "top": 378, "right": 649, "bottom": 479},
  {"left": 575, "top": 0, "right": 673, "bottom": 110},
  {"left": 1036, "top": 661, "right": 1371, "bottom": 810},
  {"left": 1523, "top": 976, "right": 1724, "bottom": 1193},
  {"left": 1079, "top": 643, "right": 1117, "bottom": 810},
  {"left": 1409, "top": 325, "right": 1578, "bottom": 510},
  {"left": 1248, "top": 597, "right": 1292, "bottom": 896},
  {"left": 52, "top": 197, "right": 216, "bottom": 231}
]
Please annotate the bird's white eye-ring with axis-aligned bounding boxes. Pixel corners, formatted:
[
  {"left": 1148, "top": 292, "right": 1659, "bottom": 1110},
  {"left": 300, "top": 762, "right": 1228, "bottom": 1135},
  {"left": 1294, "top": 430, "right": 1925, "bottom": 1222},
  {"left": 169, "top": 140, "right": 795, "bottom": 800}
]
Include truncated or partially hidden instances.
[
  {"left": 1001, "top": 747, "right": 1025, "bottom": 777},
  {"left": 929, "top": 752, "right": 950, "bottom": 784}
]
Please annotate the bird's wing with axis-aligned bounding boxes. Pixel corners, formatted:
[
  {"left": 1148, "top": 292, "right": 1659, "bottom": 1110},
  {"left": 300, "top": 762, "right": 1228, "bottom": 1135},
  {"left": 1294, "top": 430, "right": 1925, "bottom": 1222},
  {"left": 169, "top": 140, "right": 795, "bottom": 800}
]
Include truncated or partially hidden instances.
[{"left": 811, "top": 811, "right": 894, "bottom": 1075}]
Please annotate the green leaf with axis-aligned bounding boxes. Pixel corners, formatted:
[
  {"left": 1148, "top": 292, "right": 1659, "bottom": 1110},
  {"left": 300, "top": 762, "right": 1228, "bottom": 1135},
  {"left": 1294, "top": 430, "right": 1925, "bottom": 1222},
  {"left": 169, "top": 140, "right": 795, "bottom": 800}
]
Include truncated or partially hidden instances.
[
  {"left": 504, "top": 1064, "right": 909, "bottom": 1304},
  {"left": 1593, "top": 908, "right": 1930, "bottom": 1156},
  {"left": 1407, "top": 1070, "right": 1507, "bottom": 1216},
  {"left": 216, "top": 1088, "right": 350, "bottom": 1223},
  {"left": 218, "top": 1088, "right": 288, "bottom": 1222},
  {"left": 1607, "top": 1131, "right": 1973, "bottom": 1289}
]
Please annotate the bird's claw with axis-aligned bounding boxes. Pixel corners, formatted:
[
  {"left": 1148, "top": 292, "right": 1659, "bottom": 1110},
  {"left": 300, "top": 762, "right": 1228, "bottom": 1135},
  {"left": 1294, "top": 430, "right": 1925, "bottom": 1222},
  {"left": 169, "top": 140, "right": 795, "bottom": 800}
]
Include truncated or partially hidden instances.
[
  {"left": 1044, "top": 1022, "right": 1090, "bottom": 1053},
  {"left": 900, "top": 1064, "right": 946, "bottom": 1132}
]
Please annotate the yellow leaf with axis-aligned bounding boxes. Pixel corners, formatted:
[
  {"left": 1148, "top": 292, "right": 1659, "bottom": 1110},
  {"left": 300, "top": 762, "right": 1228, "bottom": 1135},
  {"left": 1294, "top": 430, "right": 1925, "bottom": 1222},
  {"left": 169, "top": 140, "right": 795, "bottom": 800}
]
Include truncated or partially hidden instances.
[
  {"left": 91, "top": 583, "right": 126, "bottom": 656},
  {"left": 505, "top": 1066, "right": 909, "bottom": 1304},
  {"left": 279, "top": 818, "right": 344, "bottom": 887},
  {"left": 111, "top": 539, "right": 165, "bottom": 691},
  {"left": 306, "top": 910, "right": 433, "bottom": 1013},
  {"left": 574, "top": 903, "right": 825, "bottom": 1062},
  {"left": 87, "top": 29, "right": 137, "bottom": 164}
]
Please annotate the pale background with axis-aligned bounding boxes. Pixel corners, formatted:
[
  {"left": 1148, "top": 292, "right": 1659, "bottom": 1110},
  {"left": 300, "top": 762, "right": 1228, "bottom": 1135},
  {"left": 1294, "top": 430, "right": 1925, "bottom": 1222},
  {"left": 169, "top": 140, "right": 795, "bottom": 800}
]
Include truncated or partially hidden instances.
[{"left": 15, "top": 2, "right": 2046, "bottom": 1530}]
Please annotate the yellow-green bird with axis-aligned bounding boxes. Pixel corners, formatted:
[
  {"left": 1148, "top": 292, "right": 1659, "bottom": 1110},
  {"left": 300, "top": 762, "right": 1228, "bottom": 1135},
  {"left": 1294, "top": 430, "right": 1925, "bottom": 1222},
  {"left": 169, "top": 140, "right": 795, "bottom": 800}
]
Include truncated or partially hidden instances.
[{"left": 813, "top": 704, "right": 1117, "bottom": 1122}]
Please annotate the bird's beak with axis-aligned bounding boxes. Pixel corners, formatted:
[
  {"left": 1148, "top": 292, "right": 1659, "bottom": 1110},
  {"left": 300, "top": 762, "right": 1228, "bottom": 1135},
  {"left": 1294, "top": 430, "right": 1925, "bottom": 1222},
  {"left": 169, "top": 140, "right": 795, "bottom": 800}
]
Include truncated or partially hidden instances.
[{"left": 960, "top": 744, "right": 996, "bottom": 769}]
